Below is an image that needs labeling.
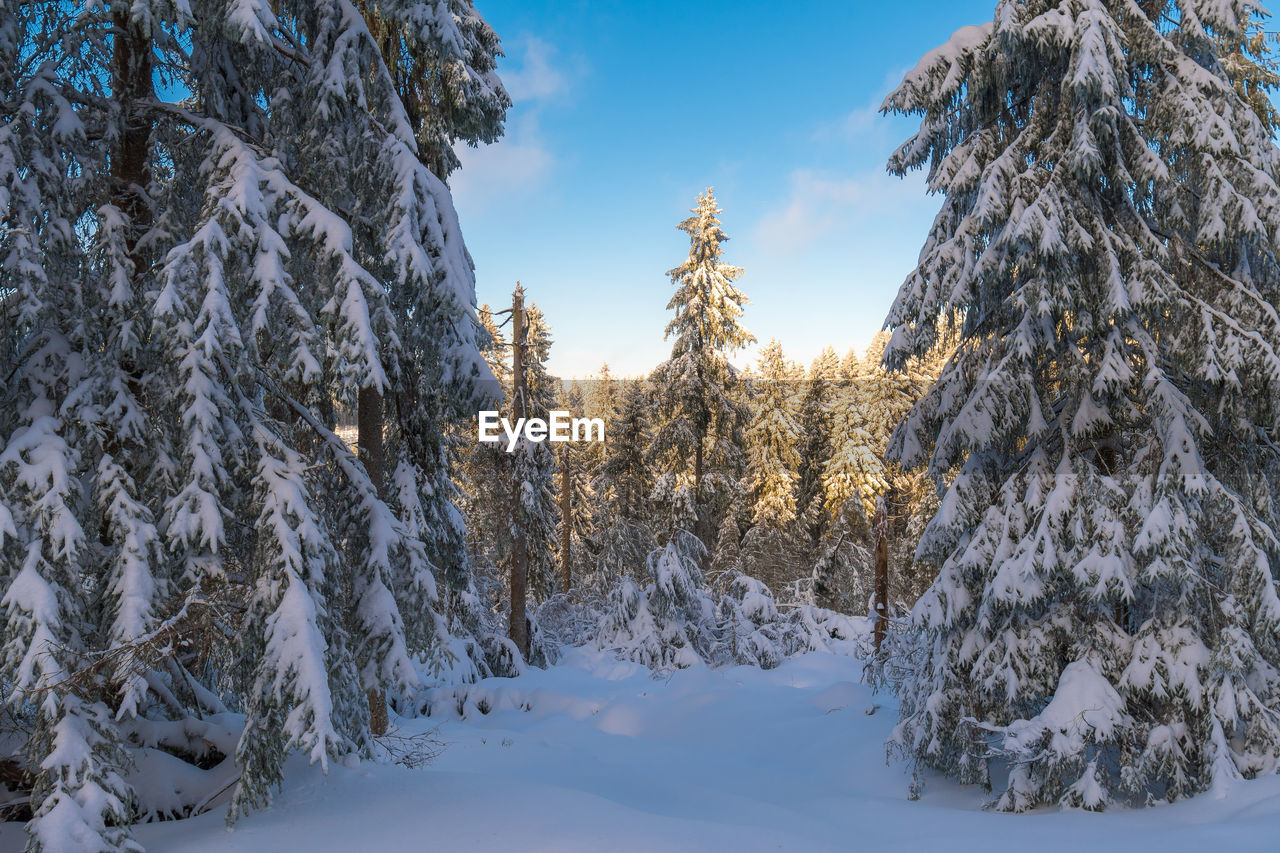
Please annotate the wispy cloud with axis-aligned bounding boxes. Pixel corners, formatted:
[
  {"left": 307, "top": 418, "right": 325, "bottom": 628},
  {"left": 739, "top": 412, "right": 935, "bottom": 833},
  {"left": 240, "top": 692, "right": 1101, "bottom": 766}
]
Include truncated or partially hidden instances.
[
  {"left": 753, "top": 168, "right": 929, "bottom": 256},
  {"left": 753, "top": 68, "right": 930, "bottom": 256},
  {"left": 452, "top": 37, "right": 578, "bottom": 209},
  {"left": 813, "top": 67, "right": 911, "bottom": 149},
  {"left": 502, "top": 37, "right": 570, "bottom": 103}
]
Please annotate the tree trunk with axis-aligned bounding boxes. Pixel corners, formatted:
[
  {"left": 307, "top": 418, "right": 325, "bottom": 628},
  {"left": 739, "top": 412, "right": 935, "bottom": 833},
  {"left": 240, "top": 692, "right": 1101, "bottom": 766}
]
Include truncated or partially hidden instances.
[
  {"left": 110, "top": 6, "right": 152, "bottom": 409},
  {"left": 509, "top": 285, "right": 530, "bottom": 659},
  {"left": 693, "top": 435, "right": 704, "bottom": 543},
  {"left": 111, "top": 6, "right": 153, "bottom": 269},
  {"left": 560, "top": 446, "right": 572, "bottom": 595},
  {"left": 873, "top": 496, "right": 890, "bottom": 654},
  {"left": 358, "top": 387, "right": 390, "bottom": 736}
]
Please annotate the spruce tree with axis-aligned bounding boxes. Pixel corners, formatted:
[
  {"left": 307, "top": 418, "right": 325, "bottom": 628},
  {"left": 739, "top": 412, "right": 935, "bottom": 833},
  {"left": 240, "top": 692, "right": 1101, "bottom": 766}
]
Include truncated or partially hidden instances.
[
  {"left": 744, "top": 340, "right": 803, "bottom": 529},
  {"left": 797, "top": 346, "right": 841, "bottom": 545},
  {"left": 881, "top": 0, "right": 1280, "bottom": 809},
  {"left": 0, "top": 3, "right": 505, "bottom": 846},
  {"left": 740, "top": 340, "right": 805, "bottom": 593},
  {"left": 556, "top": 382, "right": 596, "bottom": 594},
  {"left": 650, "top": 189, "right": 755, "bottom": 545},
  {"left": 593, "top": 381, "right": 656, "bottom": 591},
  {"left": 512, "top": 304, "right": 561, "bottom": 604}
]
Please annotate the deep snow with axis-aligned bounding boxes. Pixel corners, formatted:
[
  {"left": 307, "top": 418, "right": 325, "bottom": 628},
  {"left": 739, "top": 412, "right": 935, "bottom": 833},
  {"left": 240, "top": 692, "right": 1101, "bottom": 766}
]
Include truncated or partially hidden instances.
[{"left": 4, "top": 648, "right": 1279, "bottom": 852}]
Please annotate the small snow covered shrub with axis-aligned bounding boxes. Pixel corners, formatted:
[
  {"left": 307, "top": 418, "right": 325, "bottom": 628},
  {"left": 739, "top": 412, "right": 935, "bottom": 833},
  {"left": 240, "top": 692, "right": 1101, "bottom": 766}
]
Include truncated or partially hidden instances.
[
  {"left": 596, "top": 532, "right": 718, "bottom": 672},
  {"left": 718, "top": 573, "right": 874, "bottom": 666},
  {"left": 532, "top": 592, "right": 602, "bottom": 651},
  {"left": 596, "top": 542, "right": 873, "bottom": 674},
  {"left": 718, "top": 574, "right": 785, "bottom": 669}
]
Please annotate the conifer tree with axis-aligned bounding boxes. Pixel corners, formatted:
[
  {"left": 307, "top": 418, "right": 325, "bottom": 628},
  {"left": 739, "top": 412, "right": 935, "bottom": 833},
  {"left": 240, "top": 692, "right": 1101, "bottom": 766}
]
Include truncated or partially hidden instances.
[
  {"left": 709, "top": 514, "right": 743, "bottom": 585},
  {"left": 513, "top": 304, "right": 561, "bottom": 603},
  {"left": 651, "top": 189, "right": 755, "bottom": 546},
  {"left": 596, "top": 530, "right": 715, "bottom": 671},
  {"left": 796, "top": 346, "right": 841, "bottom": 544},
  {"left": 359, "top": 0, "right": 511, "bottom": 181},
  {"left": 744, "top": 340, "right": 803, "bottom": 528},
  {"left": 0, "top": 3, "right": 505, "bottom": 846},
  {"left": 460, "top": 303, "right": 512, "bottom": 574},
  {"left": 468, "top": 294, "right": 559, "bottom": 660},
  {"left": 881, "top": 0, "right": 1280, "bottom": 809},
  {"left": 739, "top": 340, "right": 805, "bottom": 592},
  {"left": 556, "top": 383, "right": 596, "bottom": 593},
  {"left": 594, "top": 381, "right": 656, "bottom": 590}
]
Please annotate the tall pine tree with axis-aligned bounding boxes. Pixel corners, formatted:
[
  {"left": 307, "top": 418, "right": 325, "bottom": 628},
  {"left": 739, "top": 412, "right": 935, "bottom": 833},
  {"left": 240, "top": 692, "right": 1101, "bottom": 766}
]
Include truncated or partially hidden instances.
[{"left": 650, "top": 189, "right": 755, "bottom": 547}]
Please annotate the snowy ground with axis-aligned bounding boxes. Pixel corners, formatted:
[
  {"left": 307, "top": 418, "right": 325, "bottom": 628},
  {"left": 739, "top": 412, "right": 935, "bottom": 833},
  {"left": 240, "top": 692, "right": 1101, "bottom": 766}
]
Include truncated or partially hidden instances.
[{"left": 5, "top": 649, "right": 1279, "bottom": 852}]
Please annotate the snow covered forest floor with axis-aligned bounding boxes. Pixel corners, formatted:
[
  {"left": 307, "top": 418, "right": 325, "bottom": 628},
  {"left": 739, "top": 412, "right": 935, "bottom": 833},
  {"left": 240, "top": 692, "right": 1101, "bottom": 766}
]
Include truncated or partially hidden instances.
[{"left": 9, "top": 648, "right": 1272, "bottom": 853}]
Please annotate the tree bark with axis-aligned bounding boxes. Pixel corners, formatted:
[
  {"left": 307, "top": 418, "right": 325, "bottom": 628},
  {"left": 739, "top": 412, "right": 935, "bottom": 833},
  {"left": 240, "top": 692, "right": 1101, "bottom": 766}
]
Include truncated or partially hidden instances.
[
  {"left": 111, "top": 5, "right": 153, "bottom": 268},
  {"left": 358, "top": 386, "right": 389, "bottom": 737},
  {"left": 508, "top": 285, "right": 530, "bottom": 659},
  {"left": 560, "top": 446, "right": 572, "bottom": 595},
  {"left": 693, "top": 435, "right": 704, "bottom": 542},
  {"left": 872, "top": 496, "right": 890, "bottom": 654}
]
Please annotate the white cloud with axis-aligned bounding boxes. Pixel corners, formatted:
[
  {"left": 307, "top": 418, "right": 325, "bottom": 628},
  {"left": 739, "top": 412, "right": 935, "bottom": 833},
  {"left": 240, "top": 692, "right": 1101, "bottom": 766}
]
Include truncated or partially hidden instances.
[
  {"left": 814, "top": 66, "right": 911, "bottom": 148},
  {"left": 501, "top": 37, "right": 569, "bottom": 104},
  {"left": 753, "top": 168, "right": 929, "bottom": 255},
  {"left": 452, "top": 118, "right": 554, "bottom": 205},
  {"left": 451, "top": 38, "right": 576, "bottom": 210}
]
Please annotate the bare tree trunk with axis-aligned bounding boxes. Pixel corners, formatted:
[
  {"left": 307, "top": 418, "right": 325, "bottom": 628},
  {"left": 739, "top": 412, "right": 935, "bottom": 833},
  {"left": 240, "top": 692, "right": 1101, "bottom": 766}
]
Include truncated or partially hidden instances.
[
  {"left": 560, "top": 446, "right": 572, "bottom": 595},
  {"left": 873, "top": 496, "right": 889, "bottom": 654},
  {"left": 509, "top": 285, "right": 530, "bottom": 659},
  {"left": 358, "top": 387, "right": 390, "bottom": 736}
]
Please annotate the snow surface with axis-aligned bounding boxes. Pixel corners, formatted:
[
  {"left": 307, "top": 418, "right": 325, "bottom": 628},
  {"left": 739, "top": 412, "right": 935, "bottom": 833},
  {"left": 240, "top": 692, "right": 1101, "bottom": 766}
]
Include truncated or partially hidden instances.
[{"left": 7, "top": 648, "right": 1278, "bottom": 852}]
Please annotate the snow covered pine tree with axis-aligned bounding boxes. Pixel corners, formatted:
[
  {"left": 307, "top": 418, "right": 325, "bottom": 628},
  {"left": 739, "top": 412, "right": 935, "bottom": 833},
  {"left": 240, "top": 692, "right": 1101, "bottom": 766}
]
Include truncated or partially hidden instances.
[
  {"left": 650, "top": 189, "right": 755, "bottom": 547},
  {"left": 0, "top": 2, "right": 504, "bottom": 849},
  {"left": 880, "top": 0, "right": 1280, "bottom": 810},
  {"left": 739, "top": 340, "right": 805, "bottom": 593}
]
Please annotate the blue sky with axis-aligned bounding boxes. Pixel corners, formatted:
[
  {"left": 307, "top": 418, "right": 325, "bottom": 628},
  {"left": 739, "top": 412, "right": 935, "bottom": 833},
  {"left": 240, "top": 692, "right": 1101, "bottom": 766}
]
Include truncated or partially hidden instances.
[{"left": 451, "top": 0, "right": 995, "bottom": 377}]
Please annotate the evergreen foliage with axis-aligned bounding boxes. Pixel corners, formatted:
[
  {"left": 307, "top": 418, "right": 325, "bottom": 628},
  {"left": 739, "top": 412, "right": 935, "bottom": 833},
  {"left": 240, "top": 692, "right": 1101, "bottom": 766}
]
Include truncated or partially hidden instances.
[
  {"left": 0, "top": 3, "right": 506, "bottom": 847},
  {"left": 650, "top": 189, "right": 755, "bottom": 543},
  {"left": 879, "top": 0, "right": 1280, "bottom": 809}
]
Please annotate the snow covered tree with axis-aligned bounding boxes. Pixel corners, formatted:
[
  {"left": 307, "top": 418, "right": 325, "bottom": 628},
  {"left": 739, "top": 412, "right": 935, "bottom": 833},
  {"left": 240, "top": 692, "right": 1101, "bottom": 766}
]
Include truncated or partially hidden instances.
[
  {"left": 476, "top": 303, "right": 511, "bottom": 385},
  {"left": 1, "top": 2, "right": 506, "bottom": 846},
  {"left": 360, "top": 0, "right": 510, "bottom": 607},
  {"left": 593, "top": 380, "right": 656, "bottom": 592},
  {"left": 556, "top": 382, "right": 596, "bottom": 594},
  {"left": 708, "top": 514, "right": 743, "bottom": 585},
  {"left": 716, "top": 573, "right": 785, "bottom": 670},
  {"left": 744, "top": 340, "right": 803, "bottom": 529},
  {"left": 510, "top": 303, "right": 560, "bottom": 604},
  {"left": 360, "top": 0, "right": 510, "bottom": 180},
  {"left": 460, "top": 302, "right": 512, "bottom": 574},
  {"left": 650, "top": 189, "right": 755, "bottom": 546},
  {"left": 880, "top": 0, "right": 1280, "bottom": 810},
  {"left": 796, "top": 346, "right": 842, "bottom": 545},
  {"left": 1216, "top": 5, "right": 1280, "bottom": 133},
  {"left": 737, "top": 341, "right": 806, "bottom": 594},
  {"left": 809, "top": 532, "right": 868, "bottom": 613},
  {"left": 596, "top": 531, "right": 716, "bottom": 671},
  {"left": 463, "top": 291, "right": 559, "bottom": 662}
]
